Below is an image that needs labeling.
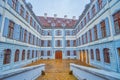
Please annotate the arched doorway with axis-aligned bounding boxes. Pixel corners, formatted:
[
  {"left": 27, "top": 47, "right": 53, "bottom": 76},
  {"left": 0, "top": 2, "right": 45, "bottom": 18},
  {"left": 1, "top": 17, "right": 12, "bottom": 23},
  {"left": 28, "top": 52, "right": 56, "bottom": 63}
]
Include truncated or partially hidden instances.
[{"left": 55, "top": 51, "right": 62, "bottom": 59}]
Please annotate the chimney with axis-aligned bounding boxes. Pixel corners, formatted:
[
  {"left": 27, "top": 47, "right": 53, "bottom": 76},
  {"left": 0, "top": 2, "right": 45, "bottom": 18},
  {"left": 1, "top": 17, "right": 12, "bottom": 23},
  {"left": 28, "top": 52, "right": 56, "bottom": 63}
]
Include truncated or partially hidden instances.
[
  {"left": 54, "top": 14, "right": 57, "bottom": 20},
  {"left": 72, "top": 16, "right": 76, "bottom": 20},
  {"left": 64, "top": 15, "right": 67, "bottom": 19},
  {"left": 44, "top": 13, "right": 47, "bottom": 19}
]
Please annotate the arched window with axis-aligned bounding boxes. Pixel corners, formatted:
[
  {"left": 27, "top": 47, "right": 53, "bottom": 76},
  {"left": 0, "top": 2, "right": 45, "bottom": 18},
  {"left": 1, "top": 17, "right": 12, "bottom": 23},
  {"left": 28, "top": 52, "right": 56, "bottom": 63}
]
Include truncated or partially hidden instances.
[
  {"left": 90, "top": 49, "right": 94, "bottom": 60},
  {"left": 22, "top": 50, "right": 25, "bottom": 60},
  {"left": 103, "top": 48, "right": 110, "bottom": 63},
  {"left": 3, "top": 49, "right": 11, "bottom": 64},
  {"left": 32, "top": 50, "right": 34, "bottom": 58},
  {"left": 96, "top": 49, "right": 100, "bottom": 61},
  {"left": 14, "top": 49, "right": 20, "bottom": 62},
  {"left": 27, "top": 50, "right": 30, "bottom": 59},
  {"left": 47, "top": 51, "right": 50, "bottom": 56}
]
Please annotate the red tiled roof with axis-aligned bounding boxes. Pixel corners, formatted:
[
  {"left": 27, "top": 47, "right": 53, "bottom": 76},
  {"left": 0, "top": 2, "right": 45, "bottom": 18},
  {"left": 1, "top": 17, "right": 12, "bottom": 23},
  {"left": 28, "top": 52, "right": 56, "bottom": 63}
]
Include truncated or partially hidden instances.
[{"left": 37, "top": 16, "right": 77, "bottom": 28}]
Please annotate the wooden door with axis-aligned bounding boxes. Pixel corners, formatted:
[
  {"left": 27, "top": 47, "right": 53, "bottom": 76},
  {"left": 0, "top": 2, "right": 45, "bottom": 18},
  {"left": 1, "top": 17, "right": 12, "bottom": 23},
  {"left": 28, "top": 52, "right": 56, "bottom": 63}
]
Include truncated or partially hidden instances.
[{"left": 55, "top": 51, "right": 62, "bottom": 59}]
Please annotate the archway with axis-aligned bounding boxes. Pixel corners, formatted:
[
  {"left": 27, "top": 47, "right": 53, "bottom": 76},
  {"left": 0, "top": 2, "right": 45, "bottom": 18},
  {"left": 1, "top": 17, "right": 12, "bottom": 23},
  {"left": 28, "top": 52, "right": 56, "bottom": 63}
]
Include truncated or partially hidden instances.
[{"left": 55, "top": 51, "right": 62, "bottom": 59}]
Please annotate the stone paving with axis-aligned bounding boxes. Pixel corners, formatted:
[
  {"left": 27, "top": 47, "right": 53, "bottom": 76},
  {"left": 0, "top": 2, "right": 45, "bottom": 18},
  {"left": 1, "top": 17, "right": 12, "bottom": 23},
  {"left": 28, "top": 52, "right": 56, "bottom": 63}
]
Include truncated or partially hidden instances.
[{"left": 25, "top": 59, "right": 94, "bottom": 80}]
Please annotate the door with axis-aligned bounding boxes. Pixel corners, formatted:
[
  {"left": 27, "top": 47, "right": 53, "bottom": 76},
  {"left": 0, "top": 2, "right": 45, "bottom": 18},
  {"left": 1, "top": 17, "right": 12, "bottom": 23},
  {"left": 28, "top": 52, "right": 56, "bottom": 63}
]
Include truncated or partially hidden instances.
[{"left": 55, "top": 51, "right": 62, "bottom": 59}]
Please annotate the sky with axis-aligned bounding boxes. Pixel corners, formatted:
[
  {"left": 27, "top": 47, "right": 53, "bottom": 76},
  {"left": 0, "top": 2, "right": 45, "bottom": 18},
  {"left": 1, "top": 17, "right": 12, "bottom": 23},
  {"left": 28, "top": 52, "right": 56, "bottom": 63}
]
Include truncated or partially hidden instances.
[{"left": 26, "top": 0, "right": 90, "bottom": 19}]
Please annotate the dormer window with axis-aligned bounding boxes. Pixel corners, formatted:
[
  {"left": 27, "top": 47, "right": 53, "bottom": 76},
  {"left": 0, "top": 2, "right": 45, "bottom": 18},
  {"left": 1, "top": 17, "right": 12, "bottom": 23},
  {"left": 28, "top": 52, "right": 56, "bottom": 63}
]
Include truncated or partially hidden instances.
[
  {"left": 57, "top": 20, "right": 61, "bottom": 23},
  {"left": 66, "top": 20, "right": 70, "bottom": 24},
  {"left": 61, "top": 23, "right": 66, "bottom": 27},
  {"left": 51, "top": 23, "right": 56, "bottom": 27},
  {"left": 48, "top": 19, "right": 51, "bottom": 23}
]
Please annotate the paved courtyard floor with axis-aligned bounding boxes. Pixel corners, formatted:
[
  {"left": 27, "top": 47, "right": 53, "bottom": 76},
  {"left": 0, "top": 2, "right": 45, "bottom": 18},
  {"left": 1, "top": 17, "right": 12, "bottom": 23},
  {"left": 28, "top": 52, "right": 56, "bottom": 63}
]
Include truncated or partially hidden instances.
[{"left": 25, "top": 59, "right": 94, "bottom": 80}]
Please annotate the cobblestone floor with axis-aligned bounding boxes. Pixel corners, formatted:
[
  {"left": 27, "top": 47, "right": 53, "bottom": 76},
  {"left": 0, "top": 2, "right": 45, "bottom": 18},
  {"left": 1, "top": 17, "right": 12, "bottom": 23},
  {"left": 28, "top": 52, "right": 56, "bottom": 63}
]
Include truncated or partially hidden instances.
[{"left": 25, "top": 59, "right": 94, "bottom": 80}]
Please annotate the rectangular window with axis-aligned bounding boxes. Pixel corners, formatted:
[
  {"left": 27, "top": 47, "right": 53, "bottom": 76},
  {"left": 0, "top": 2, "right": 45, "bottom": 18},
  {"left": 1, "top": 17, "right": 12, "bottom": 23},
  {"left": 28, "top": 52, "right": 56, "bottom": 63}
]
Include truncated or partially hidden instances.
[
  {"left": 20, "top": 5, "right": 24, "bottom": 17},
  {"left": 85, "top": 33, "right": 88, "bottom": 43},
  {"left": 101, "top": 20, "right": 107, "bottom": 38},
  {"left": 57, "top": 40, "right": 61, "bottom": 47},
  {"left": 79, "top": 37, "right": 81, "bottom": 46},
  {"left": 73, "top": 51, "right": 76, "bottom": 56},
  {"left": 84, "top": 17, "right": 86, "bottom": 25},
  {"left": 91, "top": 49, "right": 94, "bottom": 60},
  {"left": 28, "top": 33, "right": 31, "bottom": 44},
  {"left": 94, "top": 25, "right": 98, "bottom": 40},
  {"left": 26, "top": 11, "right": 29, "bottom": 21},
  {"left": 117, "top": 47, "right": 120, "bottom": 67},
  {"left": 81, "top": 21, "right": 83, "bottom": 28},
  {"left": 33, "top": 35, "right": 35, "bottom": 45},
  {"left": 73, "top": 40, "right": 76, "bottom": 46},
  {"left": 67, "top": 40, "right": 70, "bottom": 47},
  {"left": 89, "top": 30, "right": 92, "bottom": 42},
  {"left": 47, "top": 51, "right": 50, "bottom": 56},
  {"left": 8, "top": 21, "right": 14, "bottom": 39},
  {"left": 36, "top": 37, "right": 38, "bottom": 46},
  {"left": 41, "top": 40, "right": 44, "bottom": 47},
  {"left": 30, "top": 17, "right": 32, "bottom": 26},
  {"left": 34, "top": 22, "right": 36, "bottom": 29},
  {"left": 48, "top": 40, "right": 51, "bottom": 47},
  {"left": 24, "top": 30, "right": 27, "bottom": 42},
  {"left": 87, "top": 12, "right": 90, "bottom": 21},
  {"left": 82, "top": 35, "right": 84, "bottom": 44},
  {"left": 92, "top": 5, "right": 96, "bottom": 16},
  {"left": 113, "top": 11, "right": 120, "bottom": 34},
  {"left": 98, "top": 0, "right": 102, "bottom": 9},
  {"left": 67, "top": 51, "right": 70, "bottom": 56},
  {"left": 41, "top": 51, "right": 44, "bottom": 56},
  {"left": 19, "top": 27, "right": 22, "bottom": 41},
  {"left": 12, "top": 0, "right": 17, "bottom": 9}
]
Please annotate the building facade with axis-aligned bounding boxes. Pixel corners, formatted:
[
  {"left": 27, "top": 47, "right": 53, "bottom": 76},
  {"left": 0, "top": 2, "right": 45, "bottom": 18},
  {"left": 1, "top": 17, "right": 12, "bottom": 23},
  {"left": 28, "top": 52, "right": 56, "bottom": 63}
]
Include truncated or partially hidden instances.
[
  {"left": 75, "top": 0, "right": 120, "bottom": 72},
  {"left": 0, "top": 0, "right": 120, "bottom": 73}
]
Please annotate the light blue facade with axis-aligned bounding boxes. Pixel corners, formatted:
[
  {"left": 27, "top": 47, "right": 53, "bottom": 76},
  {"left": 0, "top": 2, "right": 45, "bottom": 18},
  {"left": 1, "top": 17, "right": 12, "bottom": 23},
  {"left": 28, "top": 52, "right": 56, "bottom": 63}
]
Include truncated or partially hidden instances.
[
  {"left": 76, "top": 0, "right": 120, "bottom": 72},
  {"left": 0, "top": 0, "right": 120, "bottom": 73}
]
